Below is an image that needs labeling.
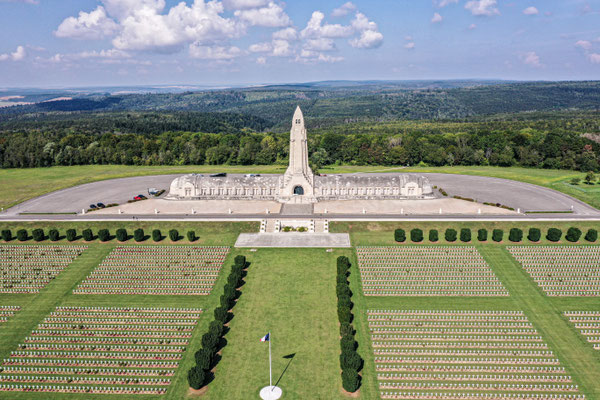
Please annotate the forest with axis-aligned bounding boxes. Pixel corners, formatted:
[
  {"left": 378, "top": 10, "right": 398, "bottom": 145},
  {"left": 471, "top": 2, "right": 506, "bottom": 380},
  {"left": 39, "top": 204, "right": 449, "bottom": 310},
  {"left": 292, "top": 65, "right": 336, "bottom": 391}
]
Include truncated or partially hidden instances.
[{"left": 1, "top": 81, "right": 600, "bottom": 171}]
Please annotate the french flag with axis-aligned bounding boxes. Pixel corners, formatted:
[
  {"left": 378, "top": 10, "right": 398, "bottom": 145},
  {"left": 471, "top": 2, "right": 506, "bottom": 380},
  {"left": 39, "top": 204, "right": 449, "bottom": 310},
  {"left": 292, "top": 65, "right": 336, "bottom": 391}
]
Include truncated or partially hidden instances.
[{"left": 260, "top": 333, "right": 270, "bottom": 342}]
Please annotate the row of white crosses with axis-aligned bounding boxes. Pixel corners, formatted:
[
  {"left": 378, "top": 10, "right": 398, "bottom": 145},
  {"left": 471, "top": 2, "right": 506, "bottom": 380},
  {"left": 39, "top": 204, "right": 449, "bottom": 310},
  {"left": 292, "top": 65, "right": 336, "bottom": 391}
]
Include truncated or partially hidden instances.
[
  {"left": 0, "top": 306, "right": 202, "bottom": 394},
  {"left": 0, "top": 245, "right": 87, "bottom": 293},
  {"left": 367, "top": 310, "right": 582, "bottom": 399},
  {"left": 380, "top": 391, "right": 585, "bottom": 399},
  {"left": 564, "top": 311, "right": 600, "bottom": 350},
  {"left": 357, "top": 247, "right": 507, "bottom": 296},
  {"left": 74, "top": 246, "right": 229, "bottom": 295},
  {"left": 507, "top": 246, "right": 600, "bottom": 297},
  {"left": 0, "top": 306, "right": 20, "bottom": 324}
]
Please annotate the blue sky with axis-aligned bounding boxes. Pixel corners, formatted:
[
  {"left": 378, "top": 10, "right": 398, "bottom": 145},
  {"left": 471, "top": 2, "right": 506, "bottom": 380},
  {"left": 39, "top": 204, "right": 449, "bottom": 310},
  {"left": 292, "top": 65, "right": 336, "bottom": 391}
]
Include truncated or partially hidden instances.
[{"left": 0, "top": 0, "right": 599, "bottom": 87}]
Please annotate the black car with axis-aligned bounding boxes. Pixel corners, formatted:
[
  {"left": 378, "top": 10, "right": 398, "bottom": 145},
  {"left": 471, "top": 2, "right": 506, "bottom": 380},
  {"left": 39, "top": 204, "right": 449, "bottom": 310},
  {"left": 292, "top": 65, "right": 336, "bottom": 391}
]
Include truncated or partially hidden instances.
[
  {"left": 210, "top": 173, "right": 227, "bottom": 177},
  {"left": 89, "top": 204, "right": 97, "bottom": 209},
  {"left": 137, "top": 194, "right": 147, "bottom": 199},
  {"left": 97, "top": 202, "right": 106, "bottom": 208}
]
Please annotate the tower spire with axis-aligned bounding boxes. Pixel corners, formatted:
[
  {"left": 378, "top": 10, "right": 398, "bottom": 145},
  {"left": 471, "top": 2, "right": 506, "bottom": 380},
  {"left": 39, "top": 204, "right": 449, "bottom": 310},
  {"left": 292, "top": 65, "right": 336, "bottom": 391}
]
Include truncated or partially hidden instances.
[{"left": 280, "top": 106, "right": 316, "bottom": 203}]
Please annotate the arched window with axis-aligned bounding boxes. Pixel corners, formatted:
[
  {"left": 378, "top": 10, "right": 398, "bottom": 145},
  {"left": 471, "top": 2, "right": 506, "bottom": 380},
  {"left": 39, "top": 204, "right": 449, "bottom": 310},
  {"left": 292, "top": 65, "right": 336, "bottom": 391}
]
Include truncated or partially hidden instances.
[{"left": 293, "top": 186, "right": 304, "bottom": 195}]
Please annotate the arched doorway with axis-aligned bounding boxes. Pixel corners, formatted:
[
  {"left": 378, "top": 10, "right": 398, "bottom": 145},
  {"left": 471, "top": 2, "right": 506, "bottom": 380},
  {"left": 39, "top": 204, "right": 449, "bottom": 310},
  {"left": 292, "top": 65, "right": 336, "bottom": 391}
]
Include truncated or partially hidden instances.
[{"left": 293, "top": 186, "right": 304, "bottom": 195}]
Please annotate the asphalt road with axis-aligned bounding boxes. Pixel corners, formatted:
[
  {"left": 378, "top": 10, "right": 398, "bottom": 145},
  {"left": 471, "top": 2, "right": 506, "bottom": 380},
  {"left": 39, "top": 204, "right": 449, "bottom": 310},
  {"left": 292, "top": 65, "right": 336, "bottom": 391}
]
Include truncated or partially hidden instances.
[{"left": 2, "top": 172, "right": 598, "bottom": 217}]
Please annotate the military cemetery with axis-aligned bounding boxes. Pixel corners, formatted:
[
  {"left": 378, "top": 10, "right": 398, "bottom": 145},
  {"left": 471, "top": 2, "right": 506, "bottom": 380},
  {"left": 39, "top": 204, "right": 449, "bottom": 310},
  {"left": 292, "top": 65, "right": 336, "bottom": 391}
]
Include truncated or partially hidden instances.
[{"left": 2, "top": 1, "right": 600, "bottom": 399}]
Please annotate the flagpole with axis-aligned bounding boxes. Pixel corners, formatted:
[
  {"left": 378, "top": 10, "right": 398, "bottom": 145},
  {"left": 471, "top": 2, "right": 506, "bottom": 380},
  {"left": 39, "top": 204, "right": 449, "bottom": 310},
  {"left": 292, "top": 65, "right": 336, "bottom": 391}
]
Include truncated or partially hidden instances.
[{"left": 269, "top": 331, "right": 272, "bottom": 388}]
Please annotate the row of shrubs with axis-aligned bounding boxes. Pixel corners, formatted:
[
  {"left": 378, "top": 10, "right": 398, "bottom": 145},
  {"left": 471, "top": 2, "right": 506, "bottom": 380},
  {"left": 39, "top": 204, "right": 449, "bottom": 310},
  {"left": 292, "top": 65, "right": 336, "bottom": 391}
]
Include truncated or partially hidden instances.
[
  {"left": 0, "top": 228, "right": 198, "bottom": 243},
  {"left": 188, "top": 255, "right": 247, "bottom": 390},
  {"left": 336, "top": 256, "right": 362, "bottom": 393},
  {"left": 395, "top": 227, "right": 598, "bottom": 243}
]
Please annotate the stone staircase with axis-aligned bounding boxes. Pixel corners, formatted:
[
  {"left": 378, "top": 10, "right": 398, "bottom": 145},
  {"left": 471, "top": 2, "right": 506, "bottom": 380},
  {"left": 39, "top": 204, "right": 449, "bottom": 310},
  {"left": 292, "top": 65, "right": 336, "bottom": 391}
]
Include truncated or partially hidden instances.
[{"left": 260, "top": 218, "right": 328, "bottom": 233}]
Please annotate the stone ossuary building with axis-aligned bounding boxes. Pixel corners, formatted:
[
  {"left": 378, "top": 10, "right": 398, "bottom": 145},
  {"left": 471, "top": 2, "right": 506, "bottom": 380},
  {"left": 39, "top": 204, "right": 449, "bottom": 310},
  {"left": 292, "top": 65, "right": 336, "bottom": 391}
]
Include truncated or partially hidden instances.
[{"left": 168, "top": 106, "right": 434, "bottom": 204}]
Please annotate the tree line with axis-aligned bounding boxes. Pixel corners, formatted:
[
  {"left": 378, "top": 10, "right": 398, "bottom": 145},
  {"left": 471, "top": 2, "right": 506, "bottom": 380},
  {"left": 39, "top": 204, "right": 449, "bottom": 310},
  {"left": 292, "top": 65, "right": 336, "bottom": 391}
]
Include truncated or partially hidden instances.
[{"left": 2, "top": 112, "right": 600, "bottom": 171}]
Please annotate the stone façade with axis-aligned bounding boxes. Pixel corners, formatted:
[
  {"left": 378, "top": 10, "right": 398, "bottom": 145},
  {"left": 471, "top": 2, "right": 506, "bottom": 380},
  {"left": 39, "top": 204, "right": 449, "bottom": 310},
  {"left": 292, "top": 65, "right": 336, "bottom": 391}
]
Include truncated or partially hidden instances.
[{"left": 168, "top": 106, "right": 435, "bottom": 204}]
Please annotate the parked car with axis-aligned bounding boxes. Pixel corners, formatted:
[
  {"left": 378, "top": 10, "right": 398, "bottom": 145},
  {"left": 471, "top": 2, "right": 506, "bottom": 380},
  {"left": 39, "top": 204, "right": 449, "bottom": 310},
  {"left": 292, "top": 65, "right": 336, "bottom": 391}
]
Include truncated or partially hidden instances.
[
  {"left": 210, "top": 173, "right": 227, "bottom": 177},
  {"left": 133, "top": 196, "right": 142, "bottom": 201},
  {"left": 97, "top": 202, "right": 106, "bottom": 208},
  {"left": 137, "top": 194, "right": 147, "bottom": 199},
  {"left": 89, "top": 204, "right": 97, "bottom": 209}
]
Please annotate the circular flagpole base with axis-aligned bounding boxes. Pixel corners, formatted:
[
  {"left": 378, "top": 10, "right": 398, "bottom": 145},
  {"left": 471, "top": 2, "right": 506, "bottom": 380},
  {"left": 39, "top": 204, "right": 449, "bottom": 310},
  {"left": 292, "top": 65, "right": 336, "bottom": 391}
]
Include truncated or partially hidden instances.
[{"left": 259, "top": 386, "right": 282, "bottom": 400}]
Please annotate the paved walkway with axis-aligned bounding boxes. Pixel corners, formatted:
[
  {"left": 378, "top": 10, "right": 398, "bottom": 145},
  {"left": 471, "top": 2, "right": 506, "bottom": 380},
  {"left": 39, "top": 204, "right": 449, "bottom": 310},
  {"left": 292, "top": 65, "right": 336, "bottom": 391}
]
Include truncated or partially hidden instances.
[{"left": 235, "top": 233, "right": 351, "bottom": 248}]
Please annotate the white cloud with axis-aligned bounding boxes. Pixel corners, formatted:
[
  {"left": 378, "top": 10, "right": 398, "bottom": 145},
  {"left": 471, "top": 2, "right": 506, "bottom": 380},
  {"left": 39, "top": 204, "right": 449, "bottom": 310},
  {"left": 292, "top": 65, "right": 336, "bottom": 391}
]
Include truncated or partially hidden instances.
[
  {"left": 520, "top": 51, "right": 543, "bottom": 67},
  {"left": 588, "top": 53, "right": 600, "bottom": 64},
  {"left": 431, "top": 13, "right": 443, "bottom": 23},
  {"left": 55, "top": 6, "right": 119, "bottom": 40},
  {"left": 111, "top": 0, "right": 240, "bottom": 52},
  {"left": 349, "top": 12, "right": 383, "bottom": 48},
  {"left": 469, "top": 23, "right": 477, "bottom": 30},
  {"left": 331, "top": 2, "right": 356, "bottom": 17},
  {"left": 271, "top": 39, "right": 292, "bottom": 56},
  {"left": 523, "top": 6, "right": 539, "bottom": 15},
  {"left": 102, "top": 0, "right": 165, "bottom": 21},
  {"left": 249, "top": 42, "right": 272, "bottom": 52},
  {"left": 301, "top": 11, "right": 353, "bottom": 39},
  {"left": 0, "top": 45, "right": 26, "bottom": 61},
  {"left": 256, "top": 56, "right": 266, "bottom": 64},
  {"left": 575, "top": 40, "right": 593, "bottom": 50},
  {"left": 304, "top": 38, "right": 336, "bottom": 51},
  {"left": 189, "top": 44, "right": 242, "bottom": 59},
  {"left": 234, "top": 2, "right": 291, "bottom": 27},
  {"left": 465, "top": 0, "right": 499, "bottom": 16},
  {"left": 272, "top": 27, "right": 298, "bottom": 41},
  {"left": 222, "top": 0, "right": 268, "bottom": 9},
  {"left": 404, "top": 42, "right": 415, "bottom": 50},
  {"left": 435, "top": 0, "right": 458, "bottom": 7},
  {"left": 349, "top": 29, "right": 383, "bottom": 49},
  {"left": 76, "top": 49, "right": 130, "bottom": 59},
  {"left": 0, "top": 0, "right": 38, "bottom": 3}
]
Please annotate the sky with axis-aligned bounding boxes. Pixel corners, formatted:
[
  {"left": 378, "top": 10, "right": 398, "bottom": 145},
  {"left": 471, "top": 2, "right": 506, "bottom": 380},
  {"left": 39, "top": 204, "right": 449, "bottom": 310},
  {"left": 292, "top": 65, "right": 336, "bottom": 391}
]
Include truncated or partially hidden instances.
[{"left": 0, "top": 0, "right": 599, "bottom": 87}]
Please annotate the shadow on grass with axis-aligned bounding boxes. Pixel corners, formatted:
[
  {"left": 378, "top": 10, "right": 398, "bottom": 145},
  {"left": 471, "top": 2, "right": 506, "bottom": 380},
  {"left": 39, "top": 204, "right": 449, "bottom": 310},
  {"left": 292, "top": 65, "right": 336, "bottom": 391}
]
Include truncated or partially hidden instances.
[{"left": 274, "top": 353, "right": 296, "bottom": 388}]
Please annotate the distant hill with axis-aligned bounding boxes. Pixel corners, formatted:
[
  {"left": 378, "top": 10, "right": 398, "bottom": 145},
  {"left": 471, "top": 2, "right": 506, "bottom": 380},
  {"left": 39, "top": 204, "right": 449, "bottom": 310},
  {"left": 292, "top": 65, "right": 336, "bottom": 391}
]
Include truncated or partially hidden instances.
[{"left": 1, "top": 80, "right": 600, "bottom": 129}]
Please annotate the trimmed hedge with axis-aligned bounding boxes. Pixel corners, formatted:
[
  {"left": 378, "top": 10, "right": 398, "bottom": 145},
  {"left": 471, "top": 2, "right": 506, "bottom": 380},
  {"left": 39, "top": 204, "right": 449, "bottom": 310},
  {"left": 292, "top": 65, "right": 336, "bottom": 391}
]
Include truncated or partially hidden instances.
[
  {"left": 17, "top": 229, "right": 28, "bottom": 242},
  {"left": 477, "top": 229, "right": 487, "bottom": 242},
  {"left": 428, "top": 229, "right": 438, "bottom": 242},
  {"left": 134, "top": 228, "right": 145, "bottom": 242},
  {"left": 98, "top": 229, "right": 110, "bottom": 242},
  {"left": 116, "top": 228, "right": 127, "bottom": 242},
  {"left": 66, "top": 229, "right": 77, "bottom": 242},
  {"left": 410, "top": 229, "right": 423, "bottom": 243},
  {"left": 492, "top": 229, "right": 503, "bottom": 242},
  {"left": 585, "top": 229, "right": 598, "bottom": 242},
  {"left": 566, "top": 227, "right": 582, "bottom": 243},
  {"left": 336, "top": 256, "right": 362, "bottom": 393},
  {"left": 394, "top": 229, "right": 406, "bottom": 243},
  {"left": 187, "top": 255, "right": 248, "bottom": 390},
  {"left": 547, "top": 228, "right": 562, "bottom": 242},
  {"left": 169, "top": 229, "right": 179, "bottom": 242},
  {"left": 152, "top": 229, "right": 162, "bottom": 242},
  {"left": 1, "top": 229, "right": 12, "bottom": 242},
  {"left": 187, "top": 230, "right": 196, "bottom": 242},
  {"left": 509, "top": 228, "right": 523, "bottom": 243},
  {"left": 32, "top": 229, "right": 44, "bottom": 242},
  {"left": 445, "top": 229, "right": 457, "bottom": 242},
  {"left": 528, "top": 228, "right": 541, "bottom": 242},
  {"left": 460, "top": 229, "right": 471, "bottom": 243},
  {"left": 82, "top": 229, "right": 93, "bottom": 242},
  {"left": 49, "top": 229, "right": 60, "bottom": 242}
]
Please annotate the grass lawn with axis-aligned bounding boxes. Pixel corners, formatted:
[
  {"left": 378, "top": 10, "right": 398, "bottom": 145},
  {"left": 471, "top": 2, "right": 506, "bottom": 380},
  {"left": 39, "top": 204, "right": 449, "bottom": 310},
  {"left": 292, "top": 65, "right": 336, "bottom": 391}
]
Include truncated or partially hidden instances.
[
  {"left": 334, "top": 220, "right": 600, "bottom": 246},
  {"left": 199, "top": 248, "right": 377, "bottom": 399}
]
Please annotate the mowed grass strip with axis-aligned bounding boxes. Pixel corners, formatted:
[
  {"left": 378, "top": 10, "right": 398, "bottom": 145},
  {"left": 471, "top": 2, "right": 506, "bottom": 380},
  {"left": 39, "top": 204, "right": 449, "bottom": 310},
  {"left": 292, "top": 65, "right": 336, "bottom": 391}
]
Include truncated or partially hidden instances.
[
  {"left": 478, "top": 245, "right": 600, "bottom": 399},
  {"left": 200, "top": 248, "right": 369, "bottom": 400}
]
